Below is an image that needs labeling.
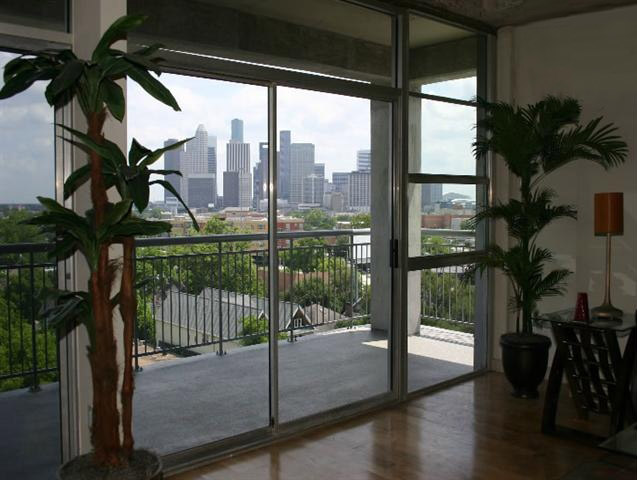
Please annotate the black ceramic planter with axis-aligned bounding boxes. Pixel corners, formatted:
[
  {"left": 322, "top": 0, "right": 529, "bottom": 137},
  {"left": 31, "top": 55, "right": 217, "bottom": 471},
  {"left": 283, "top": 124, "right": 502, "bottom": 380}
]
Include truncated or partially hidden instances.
[
  {"left": 58, "top": 450, "right": 162, "bottom": 479},
  {"left": 500, "top": 333, "right": 551, "bottom": 399}
]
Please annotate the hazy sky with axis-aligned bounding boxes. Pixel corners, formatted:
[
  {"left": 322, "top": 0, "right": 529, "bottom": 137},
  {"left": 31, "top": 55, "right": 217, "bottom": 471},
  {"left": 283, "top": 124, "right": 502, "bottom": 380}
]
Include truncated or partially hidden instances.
[{"left": 0, "top": 50, "right": 477, "bottom": 204}]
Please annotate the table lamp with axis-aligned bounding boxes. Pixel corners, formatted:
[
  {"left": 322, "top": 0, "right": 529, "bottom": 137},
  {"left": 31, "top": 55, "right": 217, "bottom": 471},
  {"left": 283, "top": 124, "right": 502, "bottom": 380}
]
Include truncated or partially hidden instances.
[{"left": 591, "top": 192, "right": 623, "bottom": 319}]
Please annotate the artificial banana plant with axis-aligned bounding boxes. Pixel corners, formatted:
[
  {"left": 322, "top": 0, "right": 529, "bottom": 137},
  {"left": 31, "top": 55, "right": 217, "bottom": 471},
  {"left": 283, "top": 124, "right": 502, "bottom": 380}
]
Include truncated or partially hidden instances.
[{"left": 0, "top": 15, "right": 198, "bottom": 467}]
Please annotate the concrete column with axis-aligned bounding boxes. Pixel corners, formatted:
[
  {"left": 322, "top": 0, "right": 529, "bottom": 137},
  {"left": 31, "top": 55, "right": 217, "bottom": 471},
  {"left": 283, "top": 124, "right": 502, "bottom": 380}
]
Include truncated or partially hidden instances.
[
  {"left": 490, "top": 26, "right": 515, "bottom": 372},
  {"left": 59, "top": 0, "right": 127, "bottom": 460},
  {"left": 407, "top": 96, "right": 422, "bottom": 336},
  {"left": 370, "top": 101, "right": 391, "bottom": 331}
]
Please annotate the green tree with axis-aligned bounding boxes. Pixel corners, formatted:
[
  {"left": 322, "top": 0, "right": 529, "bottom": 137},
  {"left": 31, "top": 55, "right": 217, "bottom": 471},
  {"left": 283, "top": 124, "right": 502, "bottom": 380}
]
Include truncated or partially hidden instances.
[
  {"left": 351, "top": 213, "right": 370, "bottom": 228},
  {"left": 301, "top": 209, "right": 336, "bottom": 231},
  {"left": 280, "top": 237, "right": 326, "bottom": 273}
]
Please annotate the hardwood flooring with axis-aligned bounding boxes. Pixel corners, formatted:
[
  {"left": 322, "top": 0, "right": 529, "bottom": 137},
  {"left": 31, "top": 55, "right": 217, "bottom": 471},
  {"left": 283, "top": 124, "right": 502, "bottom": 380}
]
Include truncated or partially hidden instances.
[{"left": 173, "top": 372, "right": 636, "bottom": 480}]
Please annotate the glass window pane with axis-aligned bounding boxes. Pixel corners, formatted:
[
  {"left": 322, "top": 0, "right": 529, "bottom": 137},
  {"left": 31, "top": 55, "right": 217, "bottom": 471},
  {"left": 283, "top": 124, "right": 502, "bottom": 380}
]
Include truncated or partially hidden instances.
[
  {"left": 128, "top": 74, "right": 271, "bottom": 454},
  {"left": 409, "top": 183, "right": 486, "bottom": 257},
  {"left": 410, "top": 96, "right": 477, "bottom": 175},
  {"left": 408, "top": 263, "right": 477, "bottom": 392},
  {"left": 128, "top": 0, "right": 393, "bottom": 86},
  {"left": 0, "top": 51, "right": 59, "bottom": 479},
  {"left": 0, "top": 1, "right": 67, "bottom": 32},
  {"left": 276, "top": 87, "right": 391, "bottom": 422},
  {"left": 409, "top": 14, "right": 478, "bottom": 100}
]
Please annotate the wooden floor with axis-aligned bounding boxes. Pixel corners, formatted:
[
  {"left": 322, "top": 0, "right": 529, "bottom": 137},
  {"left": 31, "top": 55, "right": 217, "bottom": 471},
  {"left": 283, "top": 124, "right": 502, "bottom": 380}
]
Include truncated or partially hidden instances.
[{"left": 173, "top": 372, "right": 636, "bottom": 480}]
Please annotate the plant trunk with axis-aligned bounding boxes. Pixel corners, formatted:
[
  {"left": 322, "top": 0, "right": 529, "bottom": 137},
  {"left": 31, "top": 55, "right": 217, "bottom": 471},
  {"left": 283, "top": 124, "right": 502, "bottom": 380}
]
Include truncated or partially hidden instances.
[
  {"left": 87, "top": 110, "right": 122, "bottom": 467},
  {"left": 120, "top": 236, "right": 136, "bottom": 458}
]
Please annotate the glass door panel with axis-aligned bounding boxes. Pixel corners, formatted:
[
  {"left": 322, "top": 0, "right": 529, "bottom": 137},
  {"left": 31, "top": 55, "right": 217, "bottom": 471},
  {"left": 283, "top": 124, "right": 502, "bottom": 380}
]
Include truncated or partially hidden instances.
[
  {"left": 275, "top": 87, "right": 392, "bottom": 422},
  {"left": 128, "top": 74, "right": 271, "bottom": 453},
  {"left": 0, "top": 51, "right": 60, "bottom": 480}
]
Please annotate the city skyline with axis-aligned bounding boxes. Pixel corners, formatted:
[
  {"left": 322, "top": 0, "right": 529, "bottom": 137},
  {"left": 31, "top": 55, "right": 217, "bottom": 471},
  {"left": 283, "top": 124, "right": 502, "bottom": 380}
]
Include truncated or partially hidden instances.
[{"left": 0, "top": 57, "right": 478, "bottom": 204}]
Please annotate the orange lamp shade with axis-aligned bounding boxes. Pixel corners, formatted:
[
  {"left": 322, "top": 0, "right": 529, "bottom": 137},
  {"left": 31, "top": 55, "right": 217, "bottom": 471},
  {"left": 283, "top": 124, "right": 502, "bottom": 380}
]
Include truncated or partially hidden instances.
[{"left": 594, "top": 192, "right": 623, "bottom": 236}]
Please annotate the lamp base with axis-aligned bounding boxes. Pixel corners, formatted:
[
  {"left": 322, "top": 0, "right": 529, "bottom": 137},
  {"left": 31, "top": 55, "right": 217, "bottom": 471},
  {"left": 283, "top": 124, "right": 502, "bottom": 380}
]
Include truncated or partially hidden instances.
[{"left": 591, "top": 303, "right": 623, "bottom": 320}]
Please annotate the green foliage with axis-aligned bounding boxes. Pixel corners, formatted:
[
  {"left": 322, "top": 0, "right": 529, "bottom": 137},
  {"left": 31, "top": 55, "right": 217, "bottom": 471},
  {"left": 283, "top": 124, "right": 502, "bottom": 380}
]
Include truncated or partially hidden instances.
[
  {"left": 0, "top": 209, "right": 48, "bottom": 244},
  {"left": 291, "top": 209, "right": 336, "bottom": 231},
  {"left": 422, "top": 236, "right": 453, "bottom": 255},
  {"left": 280, "top": 238, "right": 327, "bottom": 273},
  {"left": 350, "top": 213, "right": 370, "bottom": 228},
  {"left": 470, "top": 96, "right": 627, "bottom": 333},
  {"left": 421, "top": 270, "right": 474, "bottom": 332}
]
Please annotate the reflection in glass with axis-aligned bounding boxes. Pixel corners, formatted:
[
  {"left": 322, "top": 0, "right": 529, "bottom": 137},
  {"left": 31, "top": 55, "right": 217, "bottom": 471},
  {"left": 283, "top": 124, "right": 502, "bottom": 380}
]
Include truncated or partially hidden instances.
[{"left": 0, "top": 1, "right": 67, "bottom": 32}]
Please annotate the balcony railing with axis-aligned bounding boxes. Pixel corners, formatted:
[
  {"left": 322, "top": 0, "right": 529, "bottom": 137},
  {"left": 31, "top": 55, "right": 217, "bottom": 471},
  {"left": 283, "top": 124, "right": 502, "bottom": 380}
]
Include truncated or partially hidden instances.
[{"left": 0, "top": 228, "right": 475, "bottom": 390}]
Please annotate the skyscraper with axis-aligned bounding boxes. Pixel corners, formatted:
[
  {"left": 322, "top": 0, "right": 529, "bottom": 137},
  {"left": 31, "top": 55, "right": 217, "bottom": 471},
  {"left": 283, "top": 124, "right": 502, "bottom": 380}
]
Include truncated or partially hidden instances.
[
  {"left": 332, "top": 172, "right": 350, "bottom": 207},
  {"left": 303, "top": 174, "right": 323, "bottom": 204},
  {"left": 182, "top": 125, "right": 215, "bottom": 209},
  {"left": 422, "top": 183, "right": 443, "bottom": 208},
  {"left": 253, "top": 142, "right": 268, "bottom": 209},
  {"left": 163, "top": 138, "right": 183, "bottom": 206},
  {"left": 313, "top": 163, "right": 325, "bottom": 179},
  {"left": 356, "top": 149, "right": 371, "bottom": 172},
  {"left": 226, "top": 119, "right": 251, "bottom": 208},
  {"left": 223, "top": 171, "right": 240, "bottom": 207},
  {"left": 231, "top": 118, "right": 244, "bottom": 143},
  {"left": 289, "top": 143, "right": 315, "bottom": 204},
  {"left": 348, "top": 170, "right": 371, "bottom": 210},
  {"left": 208, "top": 135, "right": 217, "bottom": 206},
  {"left": 278, "top": 130, "right": 291, "bottom": 200}
]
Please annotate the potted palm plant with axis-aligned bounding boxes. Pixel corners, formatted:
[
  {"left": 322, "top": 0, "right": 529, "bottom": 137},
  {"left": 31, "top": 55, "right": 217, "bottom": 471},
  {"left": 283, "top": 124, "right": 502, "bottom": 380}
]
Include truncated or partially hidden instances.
[
  {"left": 469, "top": 96, "right": 627, "bottom": 398},
  {"left": 0, "top": 15, "right": 197, "bottom": 478}
]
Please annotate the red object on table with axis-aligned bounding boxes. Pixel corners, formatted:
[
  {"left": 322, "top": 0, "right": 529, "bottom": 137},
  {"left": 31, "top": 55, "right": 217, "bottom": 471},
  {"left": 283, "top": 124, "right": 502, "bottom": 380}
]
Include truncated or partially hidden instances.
[{"left": 574, "top": 292, "right": 590, "bottom": 323}]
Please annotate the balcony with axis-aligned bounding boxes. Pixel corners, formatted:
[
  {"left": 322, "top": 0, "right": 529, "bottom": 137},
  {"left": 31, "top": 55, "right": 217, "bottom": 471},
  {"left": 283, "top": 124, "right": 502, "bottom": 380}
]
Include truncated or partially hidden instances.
[{"left": 0, "top": 229, "right": 476, "bottom": 479}]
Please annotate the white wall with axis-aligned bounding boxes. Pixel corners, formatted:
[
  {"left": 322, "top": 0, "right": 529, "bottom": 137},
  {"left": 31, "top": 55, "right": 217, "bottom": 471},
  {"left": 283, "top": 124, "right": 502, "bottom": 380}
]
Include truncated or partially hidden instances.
[{"left": 492, "top": 5, "right": 637, "bottom": 369}]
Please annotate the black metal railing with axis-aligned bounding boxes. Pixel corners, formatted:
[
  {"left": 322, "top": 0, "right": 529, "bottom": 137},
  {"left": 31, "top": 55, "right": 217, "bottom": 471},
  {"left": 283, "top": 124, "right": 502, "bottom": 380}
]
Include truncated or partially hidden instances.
[
  {"left": 0, "top": 243, "right": 58, "bottom": 392},
  {"left": 0, "top": 228, "right": 475, "bottom": 389}
]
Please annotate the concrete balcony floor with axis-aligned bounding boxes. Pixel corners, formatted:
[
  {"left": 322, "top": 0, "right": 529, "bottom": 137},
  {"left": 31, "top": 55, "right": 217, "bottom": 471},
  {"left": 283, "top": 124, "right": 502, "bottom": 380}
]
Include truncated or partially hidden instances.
[{"left": 0, "top": 327, "right": 474, "bottom": 479}]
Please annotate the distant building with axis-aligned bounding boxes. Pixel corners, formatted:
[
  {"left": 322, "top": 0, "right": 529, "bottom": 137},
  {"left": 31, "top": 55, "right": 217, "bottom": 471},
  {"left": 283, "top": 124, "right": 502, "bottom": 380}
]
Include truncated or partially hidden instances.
[
  {"left": 323, "top": 191, "right": 345, "bottom": 212},
  {"left": 253, "top": 142, "right": 268, "bottom": 210},
  {"left": 223, "top": 171, "right": 239, "bottom": 207},
  {"left": 226, "top": 119, "right": 251, "bottom": 208},
  {"left": 332, "top": 172, "right": 350, "bottom": 206},
  {"left": 356, "top": 149, "right": 371, "bottom": 172},
  {"left": 313, "top": 163, "right": 325, "bottom": 179},
  {"left": 422, "top": 183, "right": 443, "bottom": 208},
  {"left": 231, "top": 118, "right": 244, "bottom": 143},
  {"left": 187, "top": 174, "right": 216, "bottom": 209},
  {"left": 302, "top": 174, "right": 324, "bottom": 204},
  {"left": 278, "top": 130, "right": 291, "bottom": 200},
  {"left": 348, "top": 171, "right": 370, "bottom": 210},
  {"left": 163, "top": 138, "right": 183, "bottom": 206},
  {"left": 207, "top": 135, "right": 217, "bottom": 205},
  {"left": 289, "top": 143, "right": 315, "bottom": 204}
]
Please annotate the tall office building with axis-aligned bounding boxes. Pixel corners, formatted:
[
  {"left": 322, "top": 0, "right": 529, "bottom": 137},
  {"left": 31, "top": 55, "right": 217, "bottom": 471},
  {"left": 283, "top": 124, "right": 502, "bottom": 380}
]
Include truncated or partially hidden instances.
[
  {"left": 356, "top": 149, "right": 371, "bottom": 172},
  {"left": 289, "top": 143, "right": 315, "bottom": 204},
  {"left": 178, "top": 125, "right": 215, "bottom": 209},
  {"left": 226, "top": 143, "right": 250, "bottom": 172},
  {"left": 163, "top": 138, "right": 183, "bottom": 205},
  {"left": 226, "top": 119, "right": 252, "bottom": 208},
  {"left": 278, "top": 130, "right": 291, "bottom": 200},
  {"left": 313, "top": 163, "right": 325, "bottom": 179},
  {"left": 422, "top": 183, "right": 443, "bottom": 207},
  {"left": 223, "top": 171, "right": 240, "bottom": 207},
  {"left": 332, "top": 172, "right": 350, "bottom": 207},
  {"left": 231, "top": 118, "right": 244, "bottom": 143},
  {"left": 253, "top": 142, "right": 268, "bottom": 209},
  {"left": 348, "top": 170, "right": 371, "bottom": 210},
  {"left": 208, "top": 135, "right": 217, "bottom": 206},
  {"left": 303, "top": 174, "right": 323, "bottom": 204}
]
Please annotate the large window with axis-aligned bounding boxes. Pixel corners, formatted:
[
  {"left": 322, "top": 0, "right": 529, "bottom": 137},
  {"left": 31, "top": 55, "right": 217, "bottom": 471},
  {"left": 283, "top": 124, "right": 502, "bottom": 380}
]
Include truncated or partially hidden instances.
[{"left": 406, "top": 14, "right": 488, "bottom": 392}]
